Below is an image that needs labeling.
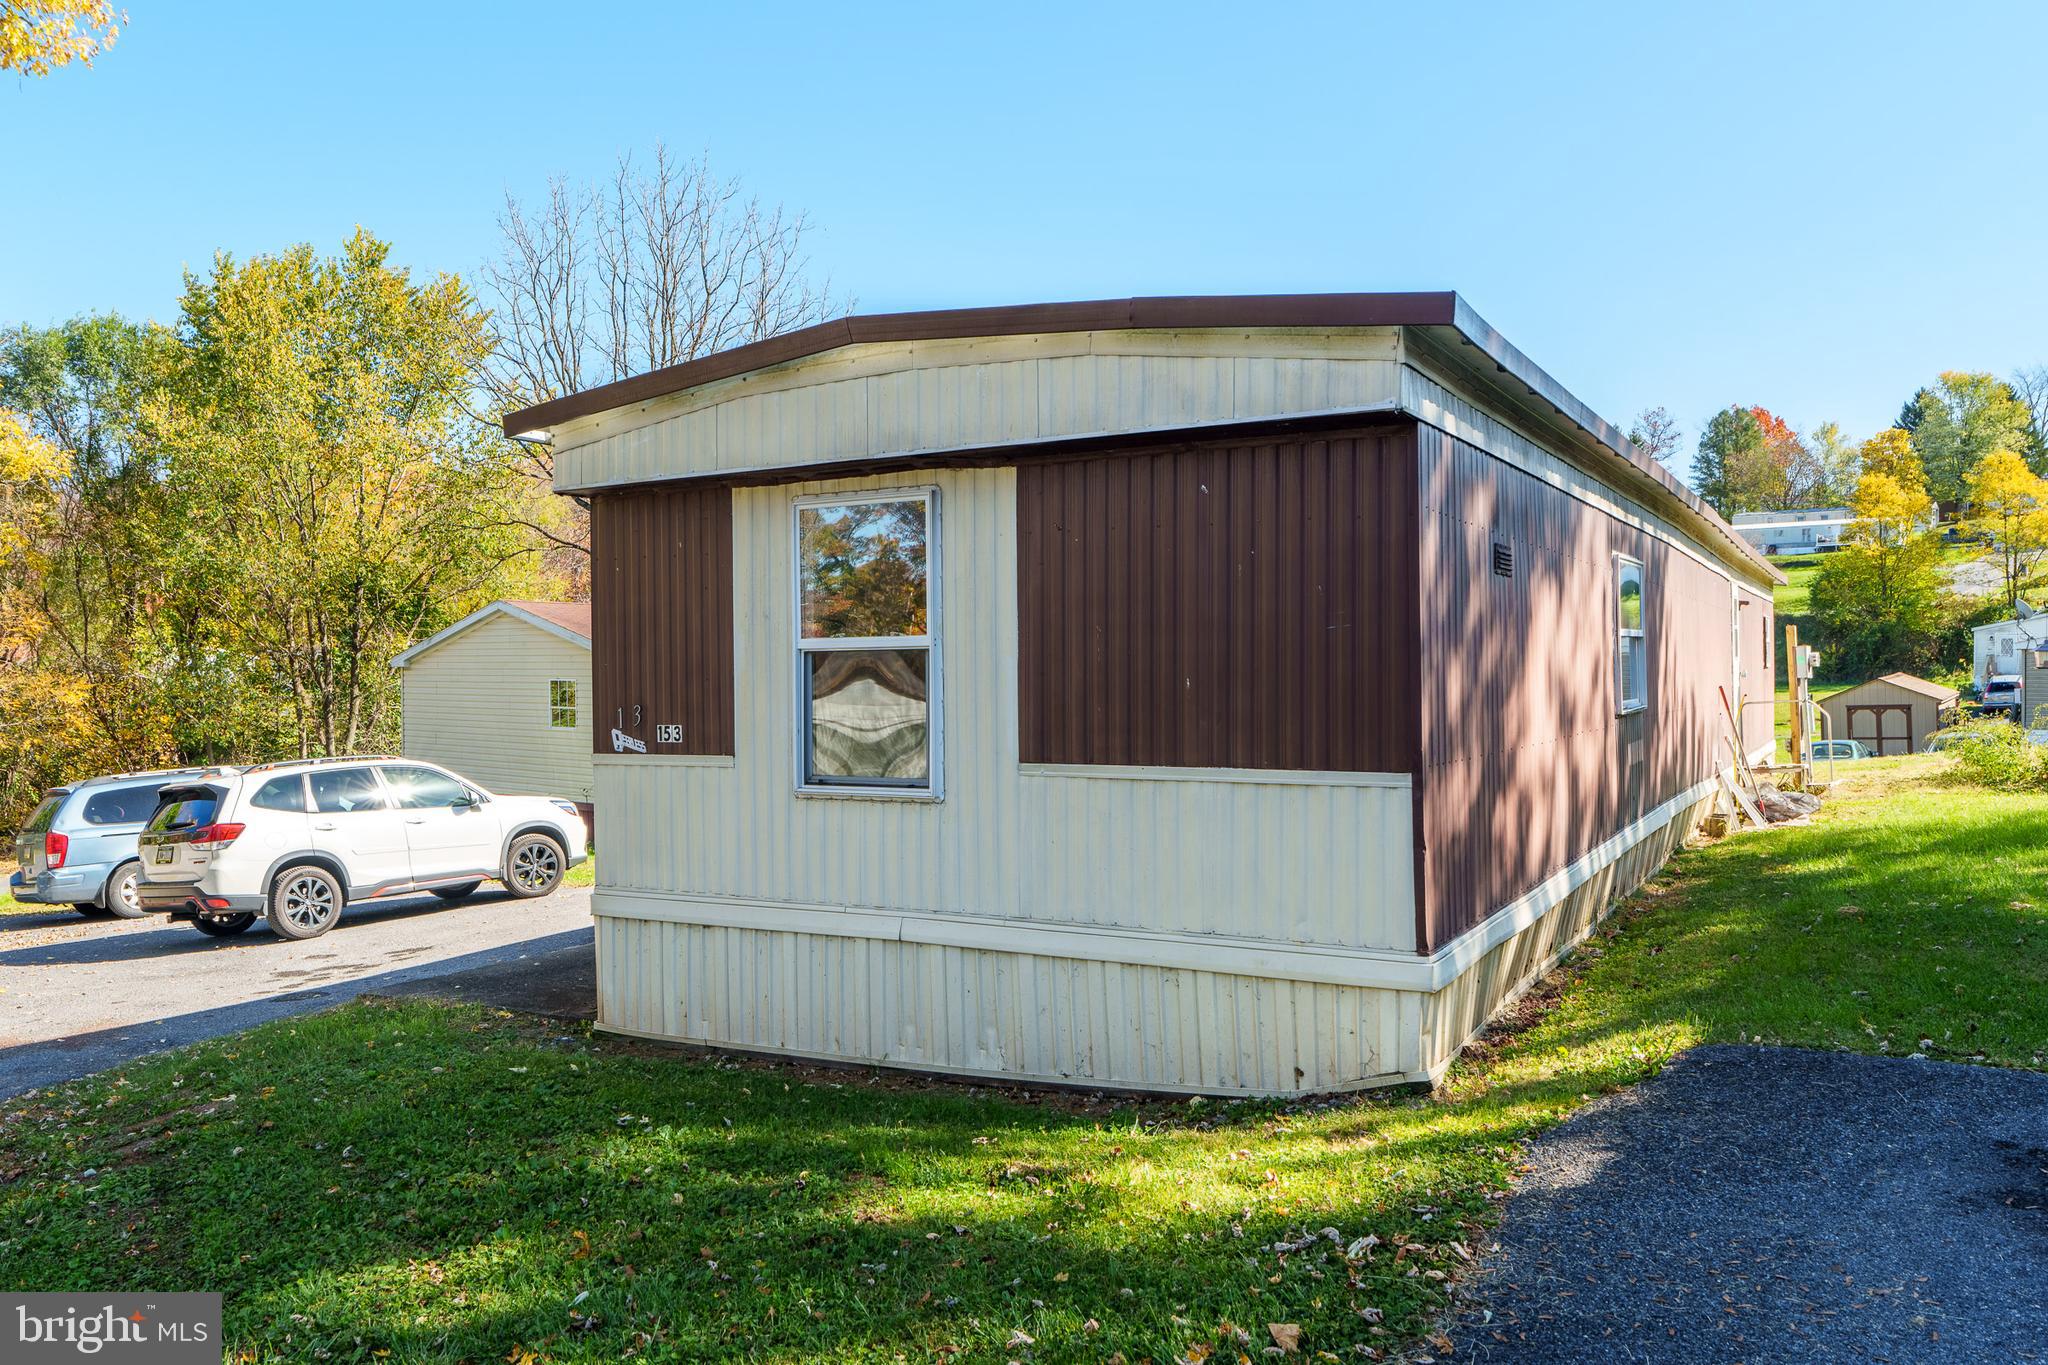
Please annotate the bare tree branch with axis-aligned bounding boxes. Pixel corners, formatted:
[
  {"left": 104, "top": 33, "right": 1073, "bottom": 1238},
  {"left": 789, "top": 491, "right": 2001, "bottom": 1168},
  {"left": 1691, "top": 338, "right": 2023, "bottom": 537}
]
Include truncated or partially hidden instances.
[{"left": 479, "top": 145, "right": 850, "bottom": 577}]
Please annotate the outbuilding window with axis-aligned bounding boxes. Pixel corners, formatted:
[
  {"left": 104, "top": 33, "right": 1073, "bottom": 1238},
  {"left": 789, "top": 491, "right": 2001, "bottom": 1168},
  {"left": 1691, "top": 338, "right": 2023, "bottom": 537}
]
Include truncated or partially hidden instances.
[
  {"left": 549, "top": 679, "right": 578, "bottom": 729},
  {"left": 1615, "top": 555, "right": 1647, "bottom": 715},
  {"left": 793, "top": 490, "right": 938, "bottom": 794}
]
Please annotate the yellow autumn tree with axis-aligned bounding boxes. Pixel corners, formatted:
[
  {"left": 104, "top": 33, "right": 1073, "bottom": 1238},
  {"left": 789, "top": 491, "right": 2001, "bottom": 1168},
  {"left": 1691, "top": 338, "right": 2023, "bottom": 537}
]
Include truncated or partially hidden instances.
[
  {"left": 1857, "top": 428, "right": 1927, "bottom": 497},
  {"left": 0, "top": 1, "right": 123, "bottom": 75},
  {"left": 0, "top": 410, "right": 110, "bottom": 823},
  {"left": 1964, "top": 449, "right": 2048, "bottom": 616},
  {"left": 1847, "top": 468, "right": 1933, "bottom": 548}
]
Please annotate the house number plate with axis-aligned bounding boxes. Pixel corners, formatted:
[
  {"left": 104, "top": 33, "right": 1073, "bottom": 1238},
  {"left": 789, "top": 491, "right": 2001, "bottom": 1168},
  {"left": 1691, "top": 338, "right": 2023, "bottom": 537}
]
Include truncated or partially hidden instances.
[{"left": 654, "top": 723, "right": 684, "bottom": 744}]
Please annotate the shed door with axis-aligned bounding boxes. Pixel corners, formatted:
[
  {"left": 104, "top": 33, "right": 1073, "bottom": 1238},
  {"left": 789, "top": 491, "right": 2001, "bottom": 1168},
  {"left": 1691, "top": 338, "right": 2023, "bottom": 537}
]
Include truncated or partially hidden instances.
[{"left": 1846, "top": 704, "right": 1913, "bottom": 755}]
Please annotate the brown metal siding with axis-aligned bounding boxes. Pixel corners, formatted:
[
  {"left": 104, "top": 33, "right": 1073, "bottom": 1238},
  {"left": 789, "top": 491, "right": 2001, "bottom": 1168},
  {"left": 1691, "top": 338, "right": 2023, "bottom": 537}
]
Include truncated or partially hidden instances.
[
  {"left": 589, "top": 485, "right": 735, "bottom": 756},
  {"left": 1016, "top": 423, "right": 1420, "bottom": 772},
  {"left": 1414, "top": 426, "right": 1736, "bottom": 951}
]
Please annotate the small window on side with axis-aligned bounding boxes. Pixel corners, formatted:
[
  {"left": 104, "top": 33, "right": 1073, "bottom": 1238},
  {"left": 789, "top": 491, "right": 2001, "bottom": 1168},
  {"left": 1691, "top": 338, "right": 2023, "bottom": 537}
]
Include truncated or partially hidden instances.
[
  {"left": 549, "top": 679, "right": 578, "bottom": 729},
  {"left": 1615, "top": 555, "right": 1647, "bottom": 715},
  {"left": 250, "top": 774, "right": 310, "bottom": 813}
]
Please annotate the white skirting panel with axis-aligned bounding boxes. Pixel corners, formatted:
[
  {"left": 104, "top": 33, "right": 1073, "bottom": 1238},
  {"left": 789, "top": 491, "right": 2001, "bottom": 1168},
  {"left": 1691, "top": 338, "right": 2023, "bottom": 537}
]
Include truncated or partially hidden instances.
[
  {"left": 593, "top": 788, "right": 1717, "bottom": 1096},
  {"left": 597, "top": 914, "right": 1423, "bottom": 1095}
]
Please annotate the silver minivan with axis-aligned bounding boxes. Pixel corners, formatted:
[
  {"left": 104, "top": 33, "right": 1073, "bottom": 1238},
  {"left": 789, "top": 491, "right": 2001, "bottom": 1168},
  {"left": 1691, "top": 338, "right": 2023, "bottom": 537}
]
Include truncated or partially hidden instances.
[{"left": 10, "top": 768, "right": 237, "bottom": 918}]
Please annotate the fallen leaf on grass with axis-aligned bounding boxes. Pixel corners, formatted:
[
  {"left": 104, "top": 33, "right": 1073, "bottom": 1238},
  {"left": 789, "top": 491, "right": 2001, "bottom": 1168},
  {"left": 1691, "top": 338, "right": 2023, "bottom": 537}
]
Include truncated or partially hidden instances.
[{"left": 1268, "top": 1322, "right": 1301, "bottom": 1354}]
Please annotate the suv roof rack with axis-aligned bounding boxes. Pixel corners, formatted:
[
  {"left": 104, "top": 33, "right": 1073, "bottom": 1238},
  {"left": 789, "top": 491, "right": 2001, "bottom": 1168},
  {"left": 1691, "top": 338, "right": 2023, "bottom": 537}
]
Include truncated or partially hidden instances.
[
  {"left": 238, "top": 754, "right": 404, "bottom": 775},
  {"left": 81, "top": 764, "right": 240, "bottom": 785}
]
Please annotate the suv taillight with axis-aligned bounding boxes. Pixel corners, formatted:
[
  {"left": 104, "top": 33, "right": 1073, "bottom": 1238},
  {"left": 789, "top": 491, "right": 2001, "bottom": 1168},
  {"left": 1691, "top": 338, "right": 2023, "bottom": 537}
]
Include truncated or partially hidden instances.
[
  {"left": 44, "top": 831, "right": 68, "bottom": 870},
  {"left": 190, "top": 823, "right": 245, "bottom": 850}
]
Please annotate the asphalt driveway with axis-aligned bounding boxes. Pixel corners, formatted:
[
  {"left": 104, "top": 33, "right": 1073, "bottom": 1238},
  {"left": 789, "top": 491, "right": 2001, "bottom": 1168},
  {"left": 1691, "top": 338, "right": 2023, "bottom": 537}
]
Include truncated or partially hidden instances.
[
  {"left": 0, "top": 885, "right": 593, "bottom": 1099},
  {"left": 1461, "top": 1045, "right": 2048, "bottom": 1363}
]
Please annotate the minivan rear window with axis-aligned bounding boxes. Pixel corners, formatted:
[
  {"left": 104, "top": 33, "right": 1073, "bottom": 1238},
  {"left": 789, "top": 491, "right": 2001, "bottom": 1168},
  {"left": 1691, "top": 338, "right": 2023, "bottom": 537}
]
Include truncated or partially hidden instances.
[
  {"left": 147, "top": 786, "right": 224, "bottom": 832},
  {"left": 23, "top": 795, "right": 63, "bottom": 835},
  {"left": 80, "top": 784, "right": 167, "bottom": 826}
]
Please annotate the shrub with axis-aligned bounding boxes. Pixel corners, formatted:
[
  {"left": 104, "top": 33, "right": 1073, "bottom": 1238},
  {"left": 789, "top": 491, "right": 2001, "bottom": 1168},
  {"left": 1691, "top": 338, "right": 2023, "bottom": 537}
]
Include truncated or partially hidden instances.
[{"left": 1929, "top": 718, "right": 2047, "bottom": 790}]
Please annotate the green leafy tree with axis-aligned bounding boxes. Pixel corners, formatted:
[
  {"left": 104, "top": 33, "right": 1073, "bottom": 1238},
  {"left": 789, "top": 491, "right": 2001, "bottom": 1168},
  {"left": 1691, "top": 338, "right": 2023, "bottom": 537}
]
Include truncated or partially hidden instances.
[
  {"left": 1904, "top": 372, "right": 2035, "bottom": 505},
  {"left": 1805, "top": 422, "right": 1861, "bottom": 504},
  {"left": 1693, "top": 406, "right": 1763, "bottom": 515},
  {"left": 149, "top": 230, "right": 539, "bottom": 757}
]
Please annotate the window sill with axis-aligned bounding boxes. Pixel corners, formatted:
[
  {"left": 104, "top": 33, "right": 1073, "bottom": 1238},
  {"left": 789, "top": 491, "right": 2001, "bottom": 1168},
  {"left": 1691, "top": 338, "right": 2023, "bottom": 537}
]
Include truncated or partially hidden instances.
[
  {"left": 794, "top": 784, "right": 942, "bottom": 803},
  {"left": 1616, "top": 702, "right": 1647, "bottom": 718}
]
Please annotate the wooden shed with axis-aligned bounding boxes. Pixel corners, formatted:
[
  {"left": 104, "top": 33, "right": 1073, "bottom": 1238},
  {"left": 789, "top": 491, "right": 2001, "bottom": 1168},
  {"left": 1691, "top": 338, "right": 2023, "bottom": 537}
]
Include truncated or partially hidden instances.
[
  {"left": 1819, "top": 672, "right": 1958, "bottom": 755},
  {"left": 503, "top": 293, "right": 1783, "bottom": 1096},
  {"left": 392, "top": 600, "right": 594, "bottom": 813}
]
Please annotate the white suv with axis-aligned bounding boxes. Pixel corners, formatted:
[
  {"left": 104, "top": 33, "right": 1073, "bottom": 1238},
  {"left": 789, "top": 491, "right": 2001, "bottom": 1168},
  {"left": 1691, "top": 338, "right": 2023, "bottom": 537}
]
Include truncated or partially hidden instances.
[{"left": 134, "top": 757, "right": 588, "bottom": 940}]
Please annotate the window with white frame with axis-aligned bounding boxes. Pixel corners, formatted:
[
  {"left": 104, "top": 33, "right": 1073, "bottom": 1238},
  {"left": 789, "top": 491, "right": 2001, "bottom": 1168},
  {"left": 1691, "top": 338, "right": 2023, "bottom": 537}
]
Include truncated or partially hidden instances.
[
  {"left": 548, "top": 679, "right": 577, "bottom": 729},
  {"left": 794, "top": 491, "right": 937, "bottom": 792},
  {"left": 1615, "top": 555, "right": 1647, "bottom": 714}
]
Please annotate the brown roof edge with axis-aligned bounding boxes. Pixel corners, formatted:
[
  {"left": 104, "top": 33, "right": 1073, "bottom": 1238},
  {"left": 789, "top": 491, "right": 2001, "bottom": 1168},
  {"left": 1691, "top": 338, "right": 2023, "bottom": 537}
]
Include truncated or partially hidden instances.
[
  {"left": 503, "top": 290, "right": 1780, "bottom": 587},
  {"left": 499, "top": 293, "right": 1460, "bottom": 439},
  {"left": 1442, "top": 298, "right": 1784, "bottom": 587}
]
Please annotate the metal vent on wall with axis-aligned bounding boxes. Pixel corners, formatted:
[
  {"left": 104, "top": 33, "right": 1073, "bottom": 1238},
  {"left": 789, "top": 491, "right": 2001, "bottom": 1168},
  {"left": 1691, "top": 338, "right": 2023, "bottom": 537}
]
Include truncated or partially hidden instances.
[{"left": 1492, "top": 542, "right": 1513, "bottom": 577}]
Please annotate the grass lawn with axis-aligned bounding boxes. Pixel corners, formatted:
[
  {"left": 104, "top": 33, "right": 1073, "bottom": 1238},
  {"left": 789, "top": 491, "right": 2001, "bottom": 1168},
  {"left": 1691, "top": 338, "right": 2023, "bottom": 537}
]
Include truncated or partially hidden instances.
[{"left": 2, "top": 761, "right": 2043, "bottom": 1362}]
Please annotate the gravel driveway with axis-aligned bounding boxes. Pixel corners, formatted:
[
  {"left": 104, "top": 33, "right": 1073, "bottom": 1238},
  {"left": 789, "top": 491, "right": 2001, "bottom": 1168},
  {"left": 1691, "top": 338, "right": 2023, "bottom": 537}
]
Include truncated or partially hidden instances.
[
  {"left": 0, "top": 885, "right": 592, "bottom": 1099},
  {"left": 1461, "top": 1045, "right": 2048, "bottom": 1362}
]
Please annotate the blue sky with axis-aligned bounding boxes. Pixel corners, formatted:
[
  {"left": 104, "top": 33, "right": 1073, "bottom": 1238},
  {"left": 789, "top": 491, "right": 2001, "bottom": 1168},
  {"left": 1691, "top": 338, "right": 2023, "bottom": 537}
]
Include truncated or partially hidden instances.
[{"left": 5, "top": 1, "right": 2044, "bottom": 472}]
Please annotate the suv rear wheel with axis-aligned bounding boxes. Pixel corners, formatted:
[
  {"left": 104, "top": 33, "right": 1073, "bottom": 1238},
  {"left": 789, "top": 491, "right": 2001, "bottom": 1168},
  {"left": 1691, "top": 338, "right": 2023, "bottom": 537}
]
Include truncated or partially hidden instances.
[
  {"left": 193, "top": 912, "right": 257, "bottom": 937},
  {"left": 102, "top": 860, "right": 146, "bottom": 920},
  {"left": 430, "top": 880, "right": 482, "bottom": 901},
  {"left": 267, "top": 865, "right": 344, "bottom": 940},
  {"left": 503, "top": 834, "right": 565, "bottom": 899}
]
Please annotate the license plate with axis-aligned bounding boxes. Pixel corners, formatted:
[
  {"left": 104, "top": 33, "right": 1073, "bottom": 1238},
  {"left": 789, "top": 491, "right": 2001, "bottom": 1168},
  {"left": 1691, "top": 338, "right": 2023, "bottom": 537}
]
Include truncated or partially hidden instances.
[{"left": 152, "top": 845, "right": 174, "bottom": 865}]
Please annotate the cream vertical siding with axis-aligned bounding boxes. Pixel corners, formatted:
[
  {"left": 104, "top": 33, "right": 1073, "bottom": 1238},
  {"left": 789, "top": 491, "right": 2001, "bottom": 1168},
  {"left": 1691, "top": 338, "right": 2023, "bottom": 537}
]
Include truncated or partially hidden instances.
[
  {"left": 593, "top": 789, "right": 1713, "bottom": 1093},
  {"left": 552, "top": 330, "right": 1406, "bottom": 491},
  {"left": 399, "top": 613, "right": 594, "bottom": 802}
]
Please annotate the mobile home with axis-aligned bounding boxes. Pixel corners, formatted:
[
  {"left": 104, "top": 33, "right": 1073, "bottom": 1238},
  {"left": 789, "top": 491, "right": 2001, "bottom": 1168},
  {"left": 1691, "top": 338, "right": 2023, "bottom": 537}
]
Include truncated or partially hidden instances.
[{"left": 504, "top": 293, "right": 1783, "bottom": 1095}]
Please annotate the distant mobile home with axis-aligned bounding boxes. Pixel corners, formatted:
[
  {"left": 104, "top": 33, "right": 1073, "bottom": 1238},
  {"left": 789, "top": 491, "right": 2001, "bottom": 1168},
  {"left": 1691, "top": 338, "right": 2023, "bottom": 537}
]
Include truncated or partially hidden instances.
[
  {"left": 504, "top": 293, "right": 1783, "bottom": 1095},
  {"left": 1730, "top": 507, "right": 1851, "bottom": 556},
  {"left": 392, "top": 600, "right": 594, "bottom": 818}
]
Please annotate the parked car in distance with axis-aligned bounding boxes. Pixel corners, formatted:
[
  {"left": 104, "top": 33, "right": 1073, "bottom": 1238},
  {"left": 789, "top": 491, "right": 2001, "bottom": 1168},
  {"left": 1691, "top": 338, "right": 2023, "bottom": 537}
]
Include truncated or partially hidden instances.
[
  {"left": 135, "top": 756, "right": 587, "bottom": 940},
  {"left": 1807, "top": 738, "right": 1873, "bottom": 762},
  {"left": 10, "top": 768, "right": 239, "bottom": 918},
  {"left": 1980, "top": 676, "right": 2023, "bottom": 720}
]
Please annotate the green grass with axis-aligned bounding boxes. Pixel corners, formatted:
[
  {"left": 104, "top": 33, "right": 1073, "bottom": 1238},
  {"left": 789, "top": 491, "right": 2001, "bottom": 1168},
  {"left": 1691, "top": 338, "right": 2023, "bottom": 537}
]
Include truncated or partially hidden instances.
[
  {"left": 1771, "top": 551, "right": 1828, "bottom": 617},
  {"left": 2, "top": 760, "right": 2043, "bottom": 1362}
]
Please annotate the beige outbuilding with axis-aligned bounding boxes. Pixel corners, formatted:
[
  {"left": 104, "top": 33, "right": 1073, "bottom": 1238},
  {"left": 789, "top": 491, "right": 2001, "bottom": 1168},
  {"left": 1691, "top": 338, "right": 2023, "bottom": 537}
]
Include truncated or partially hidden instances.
[
  {"left": 393, "top": 600, "right": 594, "bottom": 815},
  {"left": 1819, "top": 672, "right": 1958, "bottom": 755}
]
